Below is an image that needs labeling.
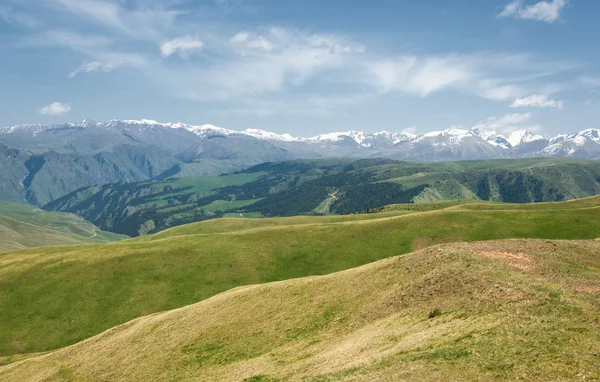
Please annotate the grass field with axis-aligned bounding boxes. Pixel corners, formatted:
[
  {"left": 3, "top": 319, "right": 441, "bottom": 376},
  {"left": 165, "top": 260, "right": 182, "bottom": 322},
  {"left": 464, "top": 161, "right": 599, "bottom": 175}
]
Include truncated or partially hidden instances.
[
  {"left": 0, "top": 196, "right": 599, "bottom": 359},
  {"left": 1, "top": 239, "right": 599, "bottom": 381},
  {"left": 0, "top": 201, "right": 125, "bottom": 252}
]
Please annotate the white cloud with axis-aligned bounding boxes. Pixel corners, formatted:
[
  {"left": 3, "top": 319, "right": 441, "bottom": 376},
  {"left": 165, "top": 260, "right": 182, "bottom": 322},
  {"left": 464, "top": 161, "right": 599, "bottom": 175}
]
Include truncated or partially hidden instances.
[
  {"left": 510, "top": 94, "right": 564, "bottom": 109},
  {"left": 581, "top": 76, "right": 600, "bottom": 87},
  {"left": 22, "top": 29, "right": 111, "bottom": 50},
  {"left": 472, "top": 113, "right": 539, "bottom": 135},
  {"left": 54, "top": 0, "right": 125, "bottom": 31},
  {"left": 499, "top": 0, "right": 568, "bottom": 23},
  {"left": 363, "top": 54, "right": 543, "bottom": 101},
  {"left": 160, "top": 35, "right": 204, "bottom": 58},
  {"left": 38, "top": 102, "right": 71, "bottom": 116},
  {"left": 22, "top": 30, "right": 149, "bottom": 77},
  {"left": 402, "top": 127, "right": 418, "bottom": 135},
  {"left": 230, "top": 32, "right": 249, "bottom": 43},
  {"left": 52, "top": 0, "right": 183, "bottom": 39},
  {"left": 247, "top": 36, "right": 275, "bottom": 52},
  {"left": 69, "top": 61, "right": 117, "bottom": 77},
  {"left": 13, "top": 0, "right": 577, "bottom": 114},
  {"left": 0, "top": 4, "right": 40, "bottom": 28},
  {"left": 156, "top": 28, "right": 364, "bottom": 101},
  {"left": 230, "top": 30, "right": 297, "bottom": 53},
  {"left": 365, "top": 56, "right": 472, "bottom": 96},
  {"left": 477, "top": 83, "right": 524, "bottom": 101},
  {"left": 231, "top": 31, "right": 277, "bottom": 52}
]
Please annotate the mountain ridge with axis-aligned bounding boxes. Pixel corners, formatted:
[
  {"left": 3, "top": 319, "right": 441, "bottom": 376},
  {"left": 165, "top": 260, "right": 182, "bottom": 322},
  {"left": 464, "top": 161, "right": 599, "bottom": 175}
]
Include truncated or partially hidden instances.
[
  {"left": 1, "top": 119, "right": 599, "bottom": 207},
  {"left": 4, "top": 118, "right": 596, "bottom": 150}
]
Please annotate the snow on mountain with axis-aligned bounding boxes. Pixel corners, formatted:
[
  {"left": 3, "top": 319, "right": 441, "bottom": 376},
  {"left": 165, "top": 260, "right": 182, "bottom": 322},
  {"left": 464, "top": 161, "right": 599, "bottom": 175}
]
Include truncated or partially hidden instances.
[
  {"left": 242, "top": 129, "right": 298, "bottom": 142},
  {"left": 486, "top": 135, "right": 513, "bottom": 149},
  {"left": 469, "top": 128, "right": 511, "bottom": 149},
  {"left": 373, "top": 131, "right": 417, "bottom": 144},
  {"left": 1, "top": 119, "right": 599, "bottom": 160},
  {"left": 577, "top": 129, "right": 600, "bottom": 144},
  {"left": 0, "top": 124, "right": 47, "bottom": 134},
  {"left": 507, "top": 130, "right": 545, "bottom": 147},
  {"left": 184, "top": 124, "right": 238, "bottom": 138},
  {"left": 308, "top": 131, "right": 355, "bottom": 143},
  {"left": 417, "top": 128, "right": 475, "bottom": 143}
]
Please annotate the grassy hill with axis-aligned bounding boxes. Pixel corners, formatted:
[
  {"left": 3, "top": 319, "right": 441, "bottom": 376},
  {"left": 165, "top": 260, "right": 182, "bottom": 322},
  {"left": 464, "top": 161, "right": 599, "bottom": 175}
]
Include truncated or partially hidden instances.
[
  {"left": 0, "top": 201, "right": 126, "bottom": 252},
  {"left": 1, "top": 239, "right": 599, "bottom": 381},
  {"left": 44, "top": 158, "right": 600, "bottom": 236},
  {"left": 1, "top": 196, "right": 599, "bottom": 359}
]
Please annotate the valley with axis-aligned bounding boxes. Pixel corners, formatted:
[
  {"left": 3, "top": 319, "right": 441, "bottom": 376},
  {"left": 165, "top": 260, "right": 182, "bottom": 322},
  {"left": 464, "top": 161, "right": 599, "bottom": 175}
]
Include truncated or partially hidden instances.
[
  {"left": 44, "top": 158, "right": 600, "bottom": 236},
  {"left": 0, "top": 201, "right": 125, "bottom": 252}
]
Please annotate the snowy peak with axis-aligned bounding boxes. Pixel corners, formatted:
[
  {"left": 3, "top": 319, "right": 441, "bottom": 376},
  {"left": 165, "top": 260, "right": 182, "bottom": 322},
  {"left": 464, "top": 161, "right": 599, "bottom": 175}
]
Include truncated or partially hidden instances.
[
  {"left": 306, "top": 130, "right": 417, "bottom": 148},
  {"left": 0, "top": 124, "right": 47, "bottom": 134},
  {"left": 576, "top": 129, "right": 600, "bottom": 144},
  {"left": 242, "top": 128, "right": 298, "bottom": 142},
  {"left": 419, "top": 128, "right": 474, "bottom": 142},
  {"left": 185, "top": 124, "right": 238, "bottom": 138},
  {"left": 373, "top": 131, "right": 417, "bottom": 145},
  {"left": 1, "top": 119, "right": 599, "bottom": 160},
  {"left": 507, "top": 130, "right": 545, "bottom": 147}
]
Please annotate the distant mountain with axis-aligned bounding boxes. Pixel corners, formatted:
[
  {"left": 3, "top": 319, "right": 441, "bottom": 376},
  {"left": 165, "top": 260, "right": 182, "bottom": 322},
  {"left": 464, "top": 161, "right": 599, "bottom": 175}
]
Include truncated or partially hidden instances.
[{"left": 1, "top": 119, "right": 599, "bottom": 205}]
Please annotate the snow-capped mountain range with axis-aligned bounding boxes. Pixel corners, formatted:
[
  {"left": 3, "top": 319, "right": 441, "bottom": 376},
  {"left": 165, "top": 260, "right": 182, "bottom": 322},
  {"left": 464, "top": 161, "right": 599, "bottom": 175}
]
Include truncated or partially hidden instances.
[
  {"left": 1, "top": 119, "right": 600, "bottom": 161},
  {"left": 0, "top": 118, "right": 598, "bottom": 207}
]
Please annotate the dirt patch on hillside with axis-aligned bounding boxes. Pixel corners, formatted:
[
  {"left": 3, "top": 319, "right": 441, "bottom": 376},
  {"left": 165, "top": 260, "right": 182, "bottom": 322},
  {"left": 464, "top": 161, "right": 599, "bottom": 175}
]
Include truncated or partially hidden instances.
[
  {"left": 572, "top": 285, "right": 600, "bottom": 294},
  {"left": 478, "top": 251, "right": 536, "bottom": 271}
]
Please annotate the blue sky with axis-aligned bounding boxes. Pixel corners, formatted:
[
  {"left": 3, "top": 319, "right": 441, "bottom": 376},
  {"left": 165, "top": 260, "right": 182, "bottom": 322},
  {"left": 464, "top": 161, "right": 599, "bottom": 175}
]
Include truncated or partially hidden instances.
[{"left": 0, "top": 0, "right": 599, "bottom": 137}]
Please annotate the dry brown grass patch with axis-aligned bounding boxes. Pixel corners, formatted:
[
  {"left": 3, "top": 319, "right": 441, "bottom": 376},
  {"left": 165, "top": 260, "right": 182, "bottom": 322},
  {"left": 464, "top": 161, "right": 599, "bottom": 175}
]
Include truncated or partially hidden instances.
[
  {"left": 477, "top": 251, "right": 536, "bottom": 271},
  {"left": 572, "top": 285, "right": 600, "bottom": 294}
]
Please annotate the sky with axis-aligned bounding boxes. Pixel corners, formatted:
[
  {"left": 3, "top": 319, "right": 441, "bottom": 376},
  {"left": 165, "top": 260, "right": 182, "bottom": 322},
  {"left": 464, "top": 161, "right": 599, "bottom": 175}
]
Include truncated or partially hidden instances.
[{"left": 0, "top": 0, "right": 599, "bottom": 137}]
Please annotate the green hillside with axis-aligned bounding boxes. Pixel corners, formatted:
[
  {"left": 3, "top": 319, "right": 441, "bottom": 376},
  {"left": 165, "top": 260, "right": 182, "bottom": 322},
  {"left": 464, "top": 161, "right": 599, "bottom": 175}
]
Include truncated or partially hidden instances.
[
  {"left": 44, "top": 158, "right": 600, "bottom": 236},
  {"left": 0, "top": 201, "right": 126, "bottom": 252},
  {"left": 1, "top": 239, "right": 599, "bottom": 381},
  {"left": 1, "top": 196, "right": 599, "bottom": 359}
]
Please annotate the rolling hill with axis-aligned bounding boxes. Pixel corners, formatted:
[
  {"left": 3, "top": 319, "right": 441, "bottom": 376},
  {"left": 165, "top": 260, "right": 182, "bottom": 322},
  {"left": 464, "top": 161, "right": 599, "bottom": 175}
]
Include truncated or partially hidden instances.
[
  {"left": 44, "top": 158, "right": 600, "bottom": 236},
  {"left": 1, "top": 239, "right": 599, "bottom": 381},
  {"left": 0, "top": 201, "right": 126, "bottom": 252},
  {"left": 1, "top": 196, "right": 599, "bottom": 360}
]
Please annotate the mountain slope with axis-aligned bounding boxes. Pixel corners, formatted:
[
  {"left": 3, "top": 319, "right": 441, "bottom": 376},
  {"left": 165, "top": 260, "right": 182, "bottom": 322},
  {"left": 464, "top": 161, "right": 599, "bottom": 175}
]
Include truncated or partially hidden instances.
[
  {"left": 44, "top": 158, "right": 600, "bottom": 236},
  {"left": 1, "top": 239, "right": 599, "bottom": 381},
  {"left": 1, "top": 196, "right": 599, "bottom": 357},
  {"left": 0, "top": 120, "right": 297, "bottom": 205},
  {"left": 0, "top": 201, "right": 125, "bottom": 252}
]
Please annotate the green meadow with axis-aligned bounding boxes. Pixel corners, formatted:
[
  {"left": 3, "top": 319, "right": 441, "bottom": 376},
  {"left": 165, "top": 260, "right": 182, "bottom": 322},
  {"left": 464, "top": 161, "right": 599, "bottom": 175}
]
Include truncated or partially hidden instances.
[{"left": 1, "top": 196, "right": 599, "bottom": 359}]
